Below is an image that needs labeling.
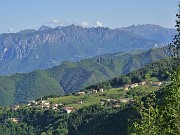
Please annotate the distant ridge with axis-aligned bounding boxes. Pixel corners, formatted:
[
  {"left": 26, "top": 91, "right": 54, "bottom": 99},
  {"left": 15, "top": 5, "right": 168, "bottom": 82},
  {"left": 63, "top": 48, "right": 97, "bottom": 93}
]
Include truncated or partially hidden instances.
[
  {"left": 119, "top": 24, "right": 176, "bottom": 42},
  {"left": 0, "top": 24, "right": 176, "bottom": 75}
]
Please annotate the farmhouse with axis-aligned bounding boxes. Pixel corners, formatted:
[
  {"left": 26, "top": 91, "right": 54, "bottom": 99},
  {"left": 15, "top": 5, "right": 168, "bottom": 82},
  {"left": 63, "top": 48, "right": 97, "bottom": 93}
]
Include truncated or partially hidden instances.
[
  {"left": 92, "top": 90, "right": 98, "bottom": 94},
  {"left": 52, "top": 104, "right": 59, "bottom": 110},
  {"left": 152, "top": 82, "right": 162, "bottom": 86},
  {"left": 139, "top": 81, "right": 147, "bottom": 85},
  {"left": 42, "top": 102, "right": 50, "bottom": 109},
  {"left": 129, "top": 84, "right": 136, "bottom": 89},
  {"left": 99, "top": 88, "right": 104, "bottom": 92},
  {"left": 119, "top": 98, "right": 133, "bottom": 103},
  {"left": 77, "top": 92, "right": 86, "bottom": 95},
  {"left": 27, "top": 100, "right": 37, "bottom": 106},
  {"left": 134, "top": 83, "right": 139, "bottom": 87},
  {"left": 63, "top": 107, "right": 74, "bottom": 113}
]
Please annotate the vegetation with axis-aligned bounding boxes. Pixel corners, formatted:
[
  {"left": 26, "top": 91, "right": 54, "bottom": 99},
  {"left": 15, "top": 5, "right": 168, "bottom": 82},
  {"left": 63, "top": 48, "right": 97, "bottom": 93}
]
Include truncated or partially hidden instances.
[
  {"left": 129, "top": 2, "right": 180, "bottom": 134},
  {"left": 0, "top": 57, "right": 168, "bottom": 135},
  {"left": 49, "top": 84, "right": 160, "bottom": 109},
  {"left": 0, "top": 48, "right": 170, "bottom": 105},
  {"left": 84, "top": 57, "right": 180, "bottom": 91},
  {"left": 0, "top": 24, "right": 175, "bottom": 76},
  {"left": 0, "top": 79, "right": 162, "bottom": 135},
  {"left": 0, "top": 50, "right": 173, "bottom": 135},
  {"left": 0, "top": 104, "right": 137, "bottom": 135},
  {"left": 129, "top": 66, "right": 180, "bottom": 135},
  {"left": 0, "top": 3, "right": 179, "bottom": 134}
]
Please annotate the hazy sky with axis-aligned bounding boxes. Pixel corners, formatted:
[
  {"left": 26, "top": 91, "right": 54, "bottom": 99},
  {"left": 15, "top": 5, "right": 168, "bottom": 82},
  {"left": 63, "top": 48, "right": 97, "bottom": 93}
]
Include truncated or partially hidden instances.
[{"left": 0, "top": 0, "right": 179, "bottom": 33}]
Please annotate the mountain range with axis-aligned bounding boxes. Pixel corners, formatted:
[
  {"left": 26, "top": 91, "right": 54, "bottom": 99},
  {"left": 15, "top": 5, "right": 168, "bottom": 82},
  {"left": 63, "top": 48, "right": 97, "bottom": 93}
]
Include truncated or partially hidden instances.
[
  {"left": 0, "top": 24, "right": 176, "bottom": 75},
  {"left": 0, "top": 47, "right": 169, "bottom": 105}
]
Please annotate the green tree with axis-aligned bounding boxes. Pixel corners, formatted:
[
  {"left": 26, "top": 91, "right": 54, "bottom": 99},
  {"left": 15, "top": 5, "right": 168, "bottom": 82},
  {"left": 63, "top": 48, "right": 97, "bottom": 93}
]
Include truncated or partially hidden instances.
[
  {"left": 129, "top": 93, "right": 159, "bottom": 135},
  {"left": 145, "top": 73, "right": 151, "bottom": 80},
  {"left": 130, "top": 1, "right": 180, "bottom": 134},
  {"left": 157, "top": 66, "right": 180, "bottom": 134}
]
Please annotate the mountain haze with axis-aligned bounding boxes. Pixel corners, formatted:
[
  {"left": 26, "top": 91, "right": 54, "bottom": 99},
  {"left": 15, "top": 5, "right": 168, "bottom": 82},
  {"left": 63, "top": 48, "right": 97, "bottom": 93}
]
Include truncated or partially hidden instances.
[
  {"left": 120, "top": 24, "right": 176, "bottom": 42},
  {"left": 0, "top": 24, "right": 175, "bottom": 75}
]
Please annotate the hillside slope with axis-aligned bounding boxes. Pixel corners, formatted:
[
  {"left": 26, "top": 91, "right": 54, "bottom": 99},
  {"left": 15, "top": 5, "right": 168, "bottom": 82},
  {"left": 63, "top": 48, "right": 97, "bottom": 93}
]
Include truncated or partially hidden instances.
[
  {"left": 0, "top": 47, "right": 169, "bottom": 105},
  {"left": 0, "top": 59, "right": 176, "bottom": 135}
]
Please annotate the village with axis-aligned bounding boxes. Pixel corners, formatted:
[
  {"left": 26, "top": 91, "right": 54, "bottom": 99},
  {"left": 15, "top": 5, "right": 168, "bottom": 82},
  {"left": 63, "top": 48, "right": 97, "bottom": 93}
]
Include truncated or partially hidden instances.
[
  {"left": 9, "top": 80, "right": 164, "bottom": 123},
  {"left": 6, "top": 79, "right": 166, "bottom": 124}
]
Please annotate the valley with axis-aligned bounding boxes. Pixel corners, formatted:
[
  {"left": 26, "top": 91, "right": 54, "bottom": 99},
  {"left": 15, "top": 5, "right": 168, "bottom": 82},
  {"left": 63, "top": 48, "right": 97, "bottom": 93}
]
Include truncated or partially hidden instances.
[{"left": 0, "top": 47, "right": 170, "bottom": 106}]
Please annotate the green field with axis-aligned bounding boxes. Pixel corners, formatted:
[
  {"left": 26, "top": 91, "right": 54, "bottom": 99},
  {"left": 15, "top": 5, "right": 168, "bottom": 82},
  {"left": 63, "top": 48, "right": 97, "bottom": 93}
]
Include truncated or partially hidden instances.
[{"left": 49, "top": 84, "right": 160, "bottom": 109}]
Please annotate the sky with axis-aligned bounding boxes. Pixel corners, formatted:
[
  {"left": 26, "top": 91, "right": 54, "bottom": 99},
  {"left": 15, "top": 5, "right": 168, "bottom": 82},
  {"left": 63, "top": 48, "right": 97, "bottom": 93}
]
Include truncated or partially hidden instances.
[{"left": 0, "top": 0, "right": 179, "bottom": 33}]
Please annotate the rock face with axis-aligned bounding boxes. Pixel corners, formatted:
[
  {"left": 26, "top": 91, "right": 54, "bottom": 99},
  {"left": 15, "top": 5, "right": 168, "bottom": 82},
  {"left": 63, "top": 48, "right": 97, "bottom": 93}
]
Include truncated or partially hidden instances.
[{"left": 0, "top": 24, "right": 176, "bottom": 75}]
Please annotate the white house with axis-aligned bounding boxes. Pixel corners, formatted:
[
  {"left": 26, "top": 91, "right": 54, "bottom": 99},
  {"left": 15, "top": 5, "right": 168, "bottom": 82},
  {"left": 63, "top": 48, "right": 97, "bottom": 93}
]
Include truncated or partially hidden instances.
[
  {"left": 99, "top": 88, "right": 104, "bottom": 92},
  {"left": 63, "top": 107, "right": 74, "bottom": 113}
]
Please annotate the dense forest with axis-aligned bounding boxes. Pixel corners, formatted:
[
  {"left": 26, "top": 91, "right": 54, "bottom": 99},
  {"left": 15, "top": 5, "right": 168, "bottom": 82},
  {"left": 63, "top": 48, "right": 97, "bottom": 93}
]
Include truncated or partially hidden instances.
[{"left": 0, "top": 104, "right": 136, "bottom": 135}]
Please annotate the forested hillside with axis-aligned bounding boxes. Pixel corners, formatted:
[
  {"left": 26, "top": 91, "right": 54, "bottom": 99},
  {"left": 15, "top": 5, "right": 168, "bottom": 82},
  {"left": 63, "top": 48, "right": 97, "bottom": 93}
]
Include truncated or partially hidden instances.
[
  {"left": 0, "top": 58, "right": 178, "bottom": 135},
  {"left": 0, "top": 48, "right": 169, "bottom": 105}
]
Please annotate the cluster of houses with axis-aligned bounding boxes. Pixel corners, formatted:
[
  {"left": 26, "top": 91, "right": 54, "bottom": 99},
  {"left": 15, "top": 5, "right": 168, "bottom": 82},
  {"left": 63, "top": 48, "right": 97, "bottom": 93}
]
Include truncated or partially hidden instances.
[
  {"left": 7, "top": 81, "right": 167, "bottom": 124},
  {"left": 10, "top": 98, "right": 73, "bottom": 113},
  {"left": 124, "top": 81, "right": 162, "bottom": 90},
  {"left": 9, "top": 88, "right": 104, "bottom": 114},
  {"left": 76, "top": 87, "right": 134, "bottom": 109},
  {"left": 27, "top": 99, "right": 67, "bottom": 111},
  {"left": 10, "top": 80, "right": 164, "bottom": 117},
  {"left": 25, "top": 86, "right": 134, "bottom": 113},
  {"left": 77, "top": 88, "right": 104, "bottom": 95},
  {"left": 8, "top": 103, "right": 74, "bottom": 124},
  {"left": 100, "top": 98, "right": 134, "bottom": 108},
  {"left": 27, "top": 99, "right": 76, "bottom": 114},
  {"left": 10, "top": 100, "right": 75, "bottom": 114}
]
